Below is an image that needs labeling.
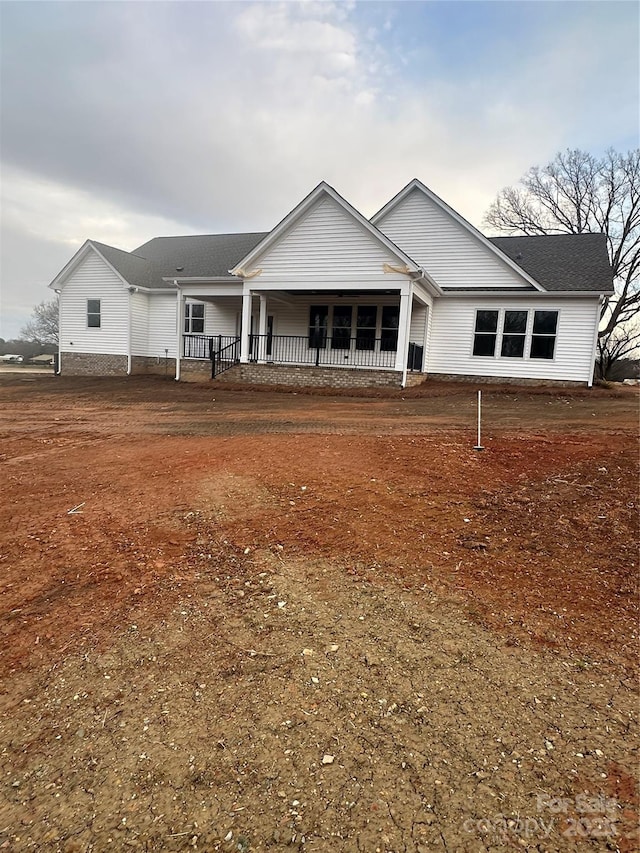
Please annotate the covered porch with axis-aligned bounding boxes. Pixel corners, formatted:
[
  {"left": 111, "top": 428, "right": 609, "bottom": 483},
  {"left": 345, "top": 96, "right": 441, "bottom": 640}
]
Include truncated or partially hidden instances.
[{"left": 175, "top": 278, "right": 433, "bottom": 387}]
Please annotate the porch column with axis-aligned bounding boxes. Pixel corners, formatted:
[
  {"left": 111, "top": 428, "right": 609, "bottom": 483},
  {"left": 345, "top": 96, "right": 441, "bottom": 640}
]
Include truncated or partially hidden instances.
[
  {"left": 175, "top": 285, "right": 184, "bottom": 381},
  {"left": 258, "top": 294, "right": 268, "bottom": 363},
  {"left": 394, "top": 283, "right": 413, "bottom": 375},
  {"left": 240, "top": 287, "right": 252, "bottom": 363}
]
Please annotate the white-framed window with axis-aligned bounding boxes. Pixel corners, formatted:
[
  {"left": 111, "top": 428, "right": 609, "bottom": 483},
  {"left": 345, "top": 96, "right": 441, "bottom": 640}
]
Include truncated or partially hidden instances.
[
  {"left": 87, "top": 299, "right": 101, "bottom": 328},
  {"left": 530, "top": 310, "right": 558, "bottom": 359},
  {"left": 184, "top": 303, "right": 205, "bottom": 334},
  {"left": 472, "top": 308, "right": 558, "bottom": 360}
]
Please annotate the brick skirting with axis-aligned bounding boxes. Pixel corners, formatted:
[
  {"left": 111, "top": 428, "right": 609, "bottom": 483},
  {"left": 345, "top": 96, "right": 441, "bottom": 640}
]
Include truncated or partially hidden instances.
[
  {"left": 61, "top": 352, "right": 128, "bottom": 376},
  {"left": 428, "top": 372, "right": 587, "bottom": 387},
  {"left": 214, "top": 363, "right": 408, "bottom": 388}
]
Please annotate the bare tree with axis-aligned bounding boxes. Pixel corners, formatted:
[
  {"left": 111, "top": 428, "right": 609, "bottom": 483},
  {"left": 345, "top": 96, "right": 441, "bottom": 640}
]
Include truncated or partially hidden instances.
[
  {"left": 484, "top": 149, "right": 640, "bottom": 360},
  {"left": 596, "top": 322, "right": 640, "bottom": 380},
  {"left": 21, "top": 298, "right": 59, "bottom": 345}
]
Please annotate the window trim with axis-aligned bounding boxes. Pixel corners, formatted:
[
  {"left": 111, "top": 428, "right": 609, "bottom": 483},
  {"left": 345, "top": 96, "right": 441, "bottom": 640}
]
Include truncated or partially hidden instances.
[
  {"left": 87, "top": 298, "right": 101, "bottom": 329},
  {"left": 470, "top": 308, "right": 559, "bottom": 362},
  {"left": 184, "top": 302, "right": 205, "bottom": 335}
]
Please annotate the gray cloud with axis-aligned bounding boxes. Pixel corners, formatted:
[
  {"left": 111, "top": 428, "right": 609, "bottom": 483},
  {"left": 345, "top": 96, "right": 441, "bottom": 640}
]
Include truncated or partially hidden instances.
[{"left": 1, "top": 0, "right": 637, "bottom": 338}]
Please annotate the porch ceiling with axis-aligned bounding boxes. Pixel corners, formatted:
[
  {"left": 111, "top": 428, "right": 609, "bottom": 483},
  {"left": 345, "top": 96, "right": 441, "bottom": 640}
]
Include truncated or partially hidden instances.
[{"left": 282, "top": 288, "right": 401, "bottom": 297}]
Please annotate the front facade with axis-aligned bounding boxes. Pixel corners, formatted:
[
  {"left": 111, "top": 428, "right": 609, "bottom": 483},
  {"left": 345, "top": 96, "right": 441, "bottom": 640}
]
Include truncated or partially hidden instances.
[{"left": 50, "top": 180, "right": 613, "bottom": 388}]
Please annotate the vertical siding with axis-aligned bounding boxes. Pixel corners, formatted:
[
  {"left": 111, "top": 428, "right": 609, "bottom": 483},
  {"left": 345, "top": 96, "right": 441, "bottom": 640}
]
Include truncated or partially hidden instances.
[
  {"left": 59, "top": 251, "right": 129, "bottom": 354},
  {"left": 130, "top": 291, "right": 149, "bottom": 356},
  {"left": 427, "top": 297, "right": 599, "bottom": 382},
  {"left": 255, "top": 195, "right": 402, "bottom": 277},
  {"left": 376, "top": 188, "right": 530, "bottom": 289}
]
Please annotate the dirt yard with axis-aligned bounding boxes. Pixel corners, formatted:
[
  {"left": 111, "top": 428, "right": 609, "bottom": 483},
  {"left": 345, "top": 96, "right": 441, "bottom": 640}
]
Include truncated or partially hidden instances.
[{"left": 0, "top": 375, "right": 637, "bottom": 853}]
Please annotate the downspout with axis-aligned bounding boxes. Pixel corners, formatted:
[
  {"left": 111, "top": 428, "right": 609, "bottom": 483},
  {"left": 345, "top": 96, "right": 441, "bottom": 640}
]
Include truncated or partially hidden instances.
[
  {"left": 588, "top": 295, "right": 604, "bottom": 388},
  {"left": 55, "top": 289, "right": 62, "bottom": 375},
  {"left": 127, "top": 289, "right": 132, "bottom": 375},
  {"left": 175, "top": 283, "right": 182, "bottom": 381}
]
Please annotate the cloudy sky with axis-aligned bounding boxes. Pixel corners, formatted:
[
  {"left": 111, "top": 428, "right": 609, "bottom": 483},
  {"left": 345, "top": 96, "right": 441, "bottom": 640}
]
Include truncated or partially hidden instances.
[{"left": 1, "top": 0, "right": 638, "bottom": 339}]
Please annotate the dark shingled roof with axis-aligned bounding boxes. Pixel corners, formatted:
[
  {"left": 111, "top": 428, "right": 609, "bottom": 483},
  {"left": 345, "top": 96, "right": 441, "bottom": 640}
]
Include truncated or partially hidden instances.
[
  {"left": 87, "top": 229, "right": 613, "bottom": 294},
  {"left": 488, "top": 233, "right": 613, "bottom": 293},
  {"left": 133, "top": 232, "right": 268, "bottom": 283}
]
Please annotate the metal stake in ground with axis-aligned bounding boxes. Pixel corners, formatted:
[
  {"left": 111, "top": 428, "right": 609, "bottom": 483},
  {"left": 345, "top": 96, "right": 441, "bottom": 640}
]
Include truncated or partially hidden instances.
[{"left": 473, "top": 390, "right": 484, "bottom": 451}]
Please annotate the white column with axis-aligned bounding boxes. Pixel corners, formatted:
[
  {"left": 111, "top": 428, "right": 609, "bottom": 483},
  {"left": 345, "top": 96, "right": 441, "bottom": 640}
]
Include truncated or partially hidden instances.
[
  {"left": 240, "top": 287, "right": 252, "bottom": 363},
  {"left": 394, "top": 284, "right": 413, "bottom": 373},
  {"left": 175, "top": 285, "right": 183, "bottom": 381},
  {"left": 258, "top": 294, "right": 268, "bottom": 362}
]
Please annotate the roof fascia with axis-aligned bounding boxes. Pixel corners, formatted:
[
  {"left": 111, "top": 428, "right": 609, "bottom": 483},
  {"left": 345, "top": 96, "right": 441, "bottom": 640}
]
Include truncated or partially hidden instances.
[
  {"left": 439, "top": 289, "right": 611, "bottom": 299},
  {"left": 230, "top": 182, "right": 421, "bottom": 276},
  {"left": 49, "top": 240, "right": 134, "bottom": 291},
  {"left": 371, "top": 178, "right": 547, "bottom": 293},
  {"left": 161, "top": 276, "right": 240, "bottom": 284}
]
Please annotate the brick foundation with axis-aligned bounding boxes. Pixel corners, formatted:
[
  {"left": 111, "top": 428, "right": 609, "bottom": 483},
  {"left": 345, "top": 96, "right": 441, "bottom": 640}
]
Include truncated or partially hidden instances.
[
  {"left": 428, "top": 372, "right": 587, "bottom": 388},
  {"left": 214, "top": 363, "right": 409, "bottom": 389},
  {"left": 61, "top": 352, "right": 128, "bottom": 376}
]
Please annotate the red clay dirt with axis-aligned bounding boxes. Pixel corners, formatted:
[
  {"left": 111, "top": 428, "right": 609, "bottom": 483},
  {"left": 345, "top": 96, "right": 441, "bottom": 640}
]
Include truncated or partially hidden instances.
[{"left": 0, "top": 375, "right": 638, "bottom": 852}]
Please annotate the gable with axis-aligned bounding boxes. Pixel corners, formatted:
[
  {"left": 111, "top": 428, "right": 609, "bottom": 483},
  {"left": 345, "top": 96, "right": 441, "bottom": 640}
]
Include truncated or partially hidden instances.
[
  {"left": 250, "top": 193, "right": 412, "bottom": 278},
  {"left": 374, "top": 186, "right": 534, "bottom": 290}
]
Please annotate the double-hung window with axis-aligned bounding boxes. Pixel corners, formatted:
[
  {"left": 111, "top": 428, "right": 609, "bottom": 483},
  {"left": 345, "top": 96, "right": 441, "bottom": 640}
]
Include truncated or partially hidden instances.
[
  {"left": 530, "top": 311, "right": 558, "bottom": 359},
  {"left": 184, "top": 303, "right": 205, "bottom": 334},
  {"left": 87, "top": 299, "right": 101, "bottom": 328},
  {"left": 472, "top": 310, "right": 499, "bottom": 356},
  {"left": 380, "top": 306, "right": 399, "bottom": 351},
  {"left": 500, "top": 311, "right": 527, "bottom": 358}
]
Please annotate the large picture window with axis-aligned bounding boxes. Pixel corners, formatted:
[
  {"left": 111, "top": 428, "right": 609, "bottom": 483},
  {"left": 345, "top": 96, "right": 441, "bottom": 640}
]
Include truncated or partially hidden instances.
[
  {"left": 331, "top": 305, "right": 352, "bottom": 350},
  {"left": 472, "top": 310, "right": 499, "bottom": 356},
  {"left": 380, "top": 305, "right": 399, "bottom": 351},
  {"left": 356, "top": 305, "right": 377, "bottom": 351},
  {"left": 184, "top": 303, "right": 205, "bottom": 334},
  {"left": 308, "top": 305, "right": 328, "bottom": 349},
  {"left": 87, "top": 299, "right": 101, "bottom": 328},
  {"left": 530, "top": 310, "right": 558, "bottom": 359}
]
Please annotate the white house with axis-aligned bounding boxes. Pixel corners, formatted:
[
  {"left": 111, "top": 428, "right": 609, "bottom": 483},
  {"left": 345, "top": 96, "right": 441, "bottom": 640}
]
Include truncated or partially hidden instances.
[{"left": 49, "top": 179, "right": 613, "bottom": 388}]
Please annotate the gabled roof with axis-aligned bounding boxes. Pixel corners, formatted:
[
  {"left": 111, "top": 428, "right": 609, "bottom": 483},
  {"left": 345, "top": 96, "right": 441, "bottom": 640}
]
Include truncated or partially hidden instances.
[
  {"left": 488, "top": 234, "right": 613, "bottom": 293},
  {"left": 230, "top": 181, "right": 421, "bottom": 276},
  {"left": 371, "top": 178, "right": 546, "bottom": 291}
]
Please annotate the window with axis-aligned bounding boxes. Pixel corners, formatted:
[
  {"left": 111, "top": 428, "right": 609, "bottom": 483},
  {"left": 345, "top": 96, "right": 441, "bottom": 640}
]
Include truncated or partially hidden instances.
[
  {"left": 473, "top": 310, "right": 498, "bottom": 356},
  {"left": 87, "top": 299, "right": 101, "bottom": 328},
  {"left": 530, "top": 310, "right": 558, "bottom": 359},
  {"left": 309, "top": 305, "right": 328, "bottom": 349},
  {"left": 184, "top": 303, "right": 205, "bottom": 334},
  {"left": 356, "top": 306, "right": 377, "bottom": 351},
  {"left": 331, "top": 305, "right": 352, "bottom": 350},
  {"left": 380, "top": 305, "right": 399, "bottom": 351},
  {"left": 501, "top": 310, "right": 527, "bottom": 358}
]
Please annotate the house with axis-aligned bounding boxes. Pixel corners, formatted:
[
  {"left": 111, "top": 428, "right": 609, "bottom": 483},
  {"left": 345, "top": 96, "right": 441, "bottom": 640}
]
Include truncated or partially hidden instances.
[{"left": 49, "top": 179, "right": 613, "bottom": 388}]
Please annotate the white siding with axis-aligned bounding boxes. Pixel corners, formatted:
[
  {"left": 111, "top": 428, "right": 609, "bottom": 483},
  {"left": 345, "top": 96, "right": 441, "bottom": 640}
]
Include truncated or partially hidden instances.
[
  {"left": 201, "top": 297, "right": 241, "bottom": 338},
  {"left": 148, "top": 294, "right": 178, "bottom": 358},
  {"left": 59, "top": 251, "right": 129, "bottom": 354},
  {"left": 130, "top": 291, "right": 149, "bottom": 356},
  {"left": 255, "top": 195, "right": 402, "bottom": 277},
  {"left": 409, "top": 302, "right": 427, "bottom": 345},
  {"left": 428, "top": 297, "right": 599, "bottom": 383},
  {"left": 376, "top": 187, "right": 530, "bottom": 290}
]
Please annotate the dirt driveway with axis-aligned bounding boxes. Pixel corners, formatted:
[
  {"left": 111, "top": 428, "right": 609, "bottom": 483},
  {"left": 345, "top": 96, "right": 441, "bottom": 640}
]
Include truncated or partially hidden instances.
[{"left": 0, "top": 376, "right": 637, "bottom": 852}]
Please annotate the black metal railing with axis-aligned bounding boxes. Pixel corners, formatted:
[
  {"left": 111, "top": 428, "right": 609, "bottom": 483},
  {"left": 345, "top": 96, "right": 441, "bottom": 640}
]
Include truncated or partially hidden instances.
[
  {"left": 211, "top": 337, "right": 241, "bottom": 378},
  {"left": 183, "top": 334, "right": 240, "bottom": 359},
  {"left": 249, "top": 335, "right": 398, "bottom": 369}
]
